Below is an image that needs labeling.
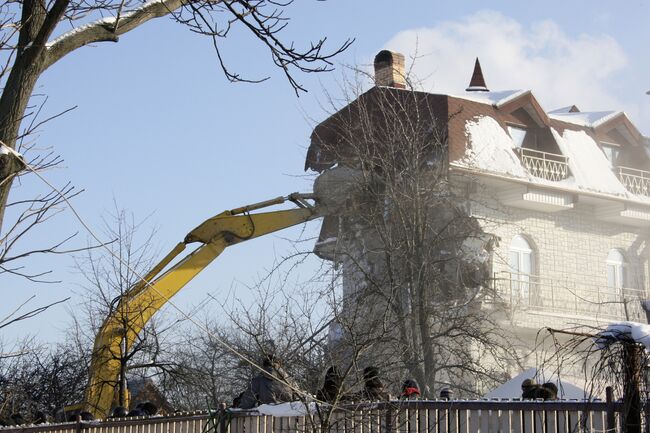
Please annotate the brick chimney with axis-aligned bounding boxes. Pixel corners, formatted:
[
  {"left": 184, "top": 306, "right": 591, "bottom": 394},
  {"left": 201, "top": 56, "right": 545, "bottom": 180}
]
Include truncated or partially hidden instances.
[{"left": 374, "top": 50, "right": 406, "bottom": 89}]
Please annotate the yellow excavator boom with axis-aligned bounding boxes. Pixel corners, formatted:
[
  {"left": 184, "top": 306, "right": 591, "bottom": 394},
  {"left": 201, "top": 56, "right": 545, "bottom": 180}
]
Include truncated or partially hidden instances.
[{"left": 80, "top": 193, "right": 319, "bottom": 418}]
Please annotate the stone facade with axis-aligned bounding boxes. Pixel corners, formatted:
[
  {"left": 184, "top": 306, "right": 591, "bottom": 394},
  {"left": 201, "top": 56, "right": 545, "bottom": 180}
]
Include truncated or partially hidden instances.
[{"left": 469, "top": 190, "right": 649, "bottom": 330}]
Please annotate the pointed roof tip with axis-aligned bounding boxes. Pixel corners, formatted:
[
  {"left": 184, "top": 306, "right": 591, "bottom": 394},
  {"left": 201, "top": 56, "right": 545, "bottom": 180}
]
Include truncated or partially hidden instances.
[{"left": 466, "top": 57, "right": 489, "bottom": 92}]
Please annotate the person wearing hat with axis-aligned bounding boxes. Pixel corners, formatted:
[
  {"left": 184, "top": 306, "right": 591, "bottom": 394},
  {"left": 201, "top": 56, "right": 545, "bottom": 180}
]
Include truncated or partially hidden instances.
[
  {"left": 400, "top": 379, "right": 421, "bottom": 400},
  {"left": 521, "top": 378, "right": 538, "bottom": 399},
  {"left": 360, "top": 366, "right": 390, "bottom": 401}
]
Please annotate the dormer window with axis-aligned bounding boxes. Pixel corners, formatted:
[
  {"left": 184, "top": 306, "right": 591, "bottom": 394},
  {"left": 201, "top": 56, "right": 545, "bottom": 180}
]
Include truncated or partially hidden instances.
[
  {"left": 507, "top": 124, "right": 536, "bottom": 149},
  {"left": 600, "top": 142, "right": 620, "bottom": 167},
  {"left": 508, "top": 125, "right": 526, "bottom": 148}
]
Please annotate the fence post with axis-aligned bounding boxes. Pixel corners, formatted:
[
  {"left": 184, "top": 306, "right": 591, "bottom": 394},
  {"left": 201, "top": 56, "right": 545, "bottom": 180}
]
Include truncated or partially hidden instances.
[
  {"left": 75, "top": 415, "right": 82, "bottom": 433},
  {"left": 623, "top": 344, "right": 643, "bottom": 433},
  {"left": 606, "top": 386, "right": 616, "bottom": 432},
  {"left": 219, "top": 402, "right": 228, "bottom": 433},
  {"left": 384, "top": 404, "right": 395, "bottom": 433}
]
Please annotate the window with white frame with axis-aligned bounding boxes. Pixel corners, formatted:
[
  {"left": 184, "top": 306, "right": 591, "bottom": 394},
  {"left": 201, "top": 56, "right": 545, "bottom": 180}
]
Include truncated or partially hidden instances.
[
  {"left": 606, "top": 249, "right": 628, "bottom": 291},
  {"left": 508, "top": 235, "right": 534, "bottom": 303}
]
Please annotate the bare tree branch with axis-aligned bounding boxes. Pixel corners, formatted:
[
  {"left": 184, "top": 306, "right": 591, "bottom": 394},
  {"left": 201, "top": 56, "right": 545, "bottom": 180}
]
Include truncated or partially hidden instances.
[{"left": 0, "top": 296, "right": 70, "bottom": 330}]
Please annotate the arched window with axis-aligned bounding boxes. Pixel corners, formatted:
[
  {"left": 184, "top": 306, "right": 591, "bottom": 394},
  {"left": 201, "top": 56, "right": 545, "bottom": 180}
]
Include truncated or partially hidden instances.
[
  {"left": 606, "top": 249, "right": 627, "bottom": 290},
  {"left": 508, "top": 235, "right": 535, "bottom": 303}
]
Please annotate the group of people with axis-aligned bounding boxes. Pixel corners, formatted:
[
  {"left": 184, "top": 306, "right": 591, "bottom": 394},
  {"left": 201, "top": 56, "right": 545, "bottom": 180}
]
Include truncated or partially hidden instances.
[
  {"left": 315, "top": 366, "right": 394, "bottom": 403},
  {"left": 521, "top": 378, "right": 558, "bottom": 400},
  {"left": 232, "top": 358, "right": 453, "bottom": 409},
  {"left": 1, "top": 368, "right": 562, "bottom": 425},
  {"left": 0, "top": 401, "right": 159, "bottom": 426}
]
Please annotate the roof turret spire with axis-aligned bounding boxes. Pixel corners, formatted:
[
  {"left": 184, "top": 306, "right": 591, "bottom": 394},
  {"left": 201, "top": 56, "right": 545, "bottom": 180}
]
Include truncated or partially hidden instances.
[{"left": 466, "top": 58, "right": 489, "bottom": 92}]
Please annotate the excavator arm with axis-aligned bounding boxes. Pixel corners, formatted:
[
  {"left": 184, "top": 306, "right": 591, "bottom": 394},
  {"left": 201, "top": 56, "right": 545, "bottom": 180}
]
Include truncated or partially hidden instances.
[{"left": 79, "top": 193, "right": 319, "bottom": 418}]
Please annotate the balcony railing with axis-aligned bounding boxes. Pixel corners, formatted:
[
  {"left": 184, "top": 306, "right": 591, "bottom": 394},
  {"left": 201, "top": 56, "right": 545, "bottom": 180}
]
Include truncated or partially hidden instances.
[
  {"left": 618, "top": 166, "right": 650, "bottom": 197},
  {"left": 490, "top": 271, "right": 646, "bottom": 322},
  {"left": 514, "top": 148, "right": 570, "bottom": 181}
]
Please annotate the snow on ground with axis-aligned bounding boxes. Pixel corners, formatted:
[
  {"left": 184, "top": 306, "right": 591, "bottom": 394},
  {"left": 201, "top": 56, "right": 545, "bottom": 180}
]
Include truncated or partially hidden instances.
[
  {"left": 552, "top": 128, "right": 628, "bottom": 196},
  {"left": 254, "top": 402, "right": 316, "bottom": 416},
  {"left": 461, "top": 116, "right": 528, "bottom": 178},
  {"left": 453, "top": 90, "right": 529, "bottom": 108},
  {"left": 595, "top": 321, "right": 650, "bottom": 351}
]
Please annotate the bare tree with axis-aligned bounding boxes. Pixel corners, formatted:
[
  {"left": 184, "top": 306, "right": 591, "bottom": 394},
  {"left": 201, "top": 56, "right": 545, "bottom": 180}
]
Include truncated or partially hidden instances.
[
  {"left": 0, "top": 296, "right": 68, "bottom": 334},
  {"left": 157, "top": 250, "right": 403, "bottom": 425},
  {"left": 306, "top": 73, "right": 520, "bottom": 397},
  {"left": 0, "top": 1, "right": 351, "bottom": 291},
  {"left": 72, "top": 205, "right": 174, "bottom": 408},
  {"left": 0, "top": 338, "right": 87, "bottom": 422},
  {"left": 159, "top": 270, "right": 336, "bottom": 410},
  {"left": 0, "top": 172, "right": 83, "bottom": 283}
]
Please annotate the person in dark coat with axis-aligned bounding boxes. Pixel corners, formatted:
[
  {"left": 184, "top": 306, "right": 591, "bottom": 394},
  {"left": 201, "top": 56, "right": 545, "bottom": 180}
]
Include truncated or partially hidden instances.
[
  {"left": 521, "top": 378, "right": 538, "bottom": 399},
  {"left": 239, "top": 356, "right": 294, "bottom": 409},
  {"left": 360, "top": 366, "right": 390, "bottom": 401},
  {"left": 79, "top": 412, "right": 95, "bottom": 421},
  {"left": 232, "top": 392, "right": 244, "bottom": 408},
  {"left": 32, "top": 411, "right": 47, "bottom": 424},
  {"left": 400, "top": 379, "right": 421, "bottom": 400},
  {"left": 439, "top": 387, "right": 454, "bottom": 400},
  {"left": 111, "top": 407, "right": 128, "bottom": 418},
  {"left": 545, "top": 382, "right": 558, "bottom": 399},
  {"left": 136, "top": 402, "right": 158, "bottom": 416},
  {"left": 522, "top": 378, "right": 558, "bottom": 400},
  {"left": 537, "top": 382, "right": 558, "bottom": 400},
  {"left": 316, "top": 366, "right": 345, "bottom": 403},
  {"left": 9, "top": 413, "right": 25, "bottom": 426},
  {"left": 126, "top": 408, "right": 145, "bottom": 417}
]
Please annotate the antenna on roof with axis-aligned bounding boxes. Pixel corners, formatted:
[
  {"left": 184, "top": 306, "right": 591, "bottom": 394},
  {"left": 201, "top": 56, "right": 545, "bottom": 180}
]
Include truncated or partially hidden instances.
[{"left": 466, "top": 58, "right": 489, "bottom": 92}]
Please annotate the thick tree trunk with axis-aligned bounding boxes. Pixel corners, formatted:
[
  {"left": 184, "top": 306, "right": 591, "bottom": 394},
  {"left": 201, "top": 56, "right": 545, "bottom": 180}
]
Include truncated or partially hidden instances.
[
  {"left": 0, "top": 0, "right": 53, "bottom": 232},
  {"left": 0, "top": 50, "right": 47, "bottom": 231},
  {"left": 0, "top": 0, "right": 183, "bottom": 234}
]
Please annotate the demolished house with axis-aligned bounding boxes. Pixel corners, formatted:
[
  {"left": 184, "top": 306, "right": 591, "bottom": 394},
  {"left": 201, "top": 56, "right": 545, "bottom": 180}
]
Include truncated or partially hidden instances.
[{"left": 305, "top": 50, "right": 650, "bottom": 395}]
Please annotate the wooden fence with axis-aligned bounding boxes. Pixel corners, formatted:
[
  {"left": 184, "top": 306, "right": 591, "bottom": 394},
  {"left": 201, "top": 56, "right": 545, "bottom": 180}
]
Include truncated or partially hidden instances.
[{"left": 0, "top": 400, "right": 634, "bottom": 433}]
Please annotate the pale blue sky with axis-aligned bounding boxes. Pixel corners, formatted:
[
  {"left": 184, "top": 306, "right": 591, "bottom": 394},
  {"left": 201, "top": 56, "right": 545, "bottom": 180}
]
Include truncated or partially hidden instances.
[{"left": 4, "top": 0, "right": 650, "bottom": 343}]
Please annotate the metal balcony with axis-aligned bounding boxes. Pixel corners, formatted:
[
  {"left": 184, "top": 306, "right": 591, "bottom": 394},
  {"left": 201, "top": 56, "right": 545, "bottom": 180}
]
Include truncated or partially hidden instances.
[
  {"left": 618, "top": 166, "right": 650, "bottom": 197},
  {"left": 490, "top": 271, "right": 646, "bottom": 322},
  {"left": 514, "top": 148, "right": 570, "bottom": 182}
]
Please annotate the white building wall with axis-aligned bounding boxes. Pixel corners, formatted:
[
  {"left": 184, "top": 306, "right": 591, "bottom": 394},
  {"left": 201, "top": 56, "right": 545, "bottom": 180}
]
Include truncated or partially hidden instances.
[{"left": 470, "top": 192, "right": 650, "bottom": 330}]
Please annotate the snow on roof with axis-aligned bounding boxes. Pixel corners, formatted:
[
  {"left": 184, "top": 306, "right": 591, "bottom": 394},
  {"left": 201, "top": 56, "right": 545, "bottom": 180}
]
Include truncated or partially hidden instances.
[
  {"left": 455, "top": 115, "right": 643, "bottom": 199},
  {"left": 595, "top": 321, "right": 650, "bottom": 351},
  {"left": 460, "top": 116, "right": 528, "bottom": 178},
  {"left": 453, "top": 89, "right": 529, "bottom": 108},
  {"left": 484, "top": 368, "right": 590, "bottom": 400},
  {"left": 548, "top": 106, "right": 577, "bottom": 114},
  {"left": 551, "top": 128, "right": 628, "bottom": 196},
  {"left": 549, "top": 111, "right": 621, "bottom": 128}
]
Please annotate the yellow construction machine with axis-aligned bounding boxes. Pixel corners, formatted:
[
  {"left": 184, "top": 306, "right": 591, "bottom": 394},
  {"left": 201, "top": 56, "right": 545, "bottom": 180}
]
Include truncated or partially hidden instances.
[{"left": 67, "top": 193, "right": 320, "bottom": 419}]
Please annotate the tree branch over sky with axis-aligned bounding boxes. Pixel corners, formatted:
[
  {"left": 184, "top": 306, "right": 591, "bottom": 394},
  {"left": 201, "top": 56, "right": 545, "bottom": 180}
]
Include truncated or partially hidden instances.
[{"left": 0, "top": 0, "right": 351, "bottom": 282}]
